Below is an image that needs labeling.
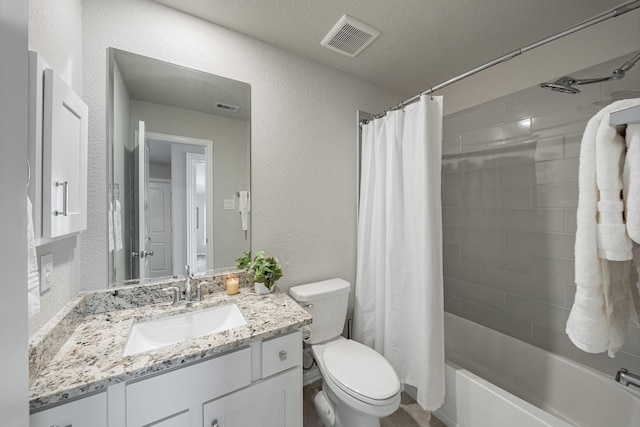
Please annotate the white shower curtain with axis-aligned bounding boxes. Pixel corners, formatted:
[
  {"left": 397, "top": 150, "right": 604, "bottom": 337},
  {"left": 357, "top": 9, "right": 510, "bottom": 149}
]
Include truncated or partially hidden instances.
[{"left": 353, "top": 94, "right": 445, "bottom": 410}]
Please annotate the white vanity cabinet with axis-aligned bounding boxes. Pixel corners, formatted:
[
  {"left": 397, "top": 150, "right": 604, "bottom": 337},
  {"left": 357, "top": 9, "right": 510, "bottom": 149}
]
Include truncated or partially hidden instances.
[
  {"left": 109, "top": 330, "right": 302, "bottom": 427},
  {"left": 29, "top": 392, "right": 107, "bottom": 427}
]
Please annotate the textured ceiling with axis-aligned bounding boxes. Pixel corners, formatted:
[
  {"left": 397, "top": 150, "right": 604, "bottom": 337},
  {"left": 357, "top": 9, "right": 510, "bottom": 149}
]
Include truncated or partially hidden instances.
[{"left": 153, "top": 0, "right": 628, "bottom": 96}]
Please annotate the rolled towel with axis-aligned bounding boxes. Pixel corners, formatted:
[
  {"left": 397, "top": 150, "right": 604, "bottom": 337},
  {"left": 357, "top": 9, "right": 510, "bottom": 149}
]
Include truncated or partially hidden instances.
[
  {"left": 597, "top": 200, "right": 624, "bottom": 225},
  {"left": 595, "top": 115, "right": 633, "bottom": 261},
  {"left": 597, "top": 224, "right": 633, "bottom": 261},
  {"left": 625, "top": 123, "right": 640, "bottom": 243}
]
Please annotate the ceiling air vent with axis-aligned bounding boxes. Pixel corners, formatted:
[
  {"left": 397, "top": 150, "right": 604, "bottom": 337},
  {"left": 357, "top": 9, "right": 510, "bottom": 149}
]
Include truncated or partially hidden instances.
[
  {"left": 321, "top": 15, "right": 380, "bottom": 58},
  {"left": 215, "top": 102, "right": 239, "bottom": 112}
]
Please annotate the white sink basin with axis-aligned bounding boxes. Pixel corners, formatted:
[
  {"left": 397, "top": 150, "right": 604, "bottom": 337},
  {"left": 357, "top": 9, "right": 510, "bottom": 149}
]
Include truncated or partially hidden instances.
[{"left": 123, "top": 304, "right": 247, "bottom": 356}]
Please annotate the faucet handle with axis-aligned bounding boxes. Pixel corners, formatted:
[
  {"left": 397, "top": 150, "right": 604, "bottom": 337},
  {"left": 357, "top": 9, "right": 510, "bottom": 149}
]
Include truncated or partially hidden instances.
[
  {"left": 184, "top": 264, "right": 190, "bottom": 278},
  {"left": 196, "top": 281, "right": 211, "bottom": 302},
  {"left": 163, "top": 286, "right": 181, "bottom": 306}
]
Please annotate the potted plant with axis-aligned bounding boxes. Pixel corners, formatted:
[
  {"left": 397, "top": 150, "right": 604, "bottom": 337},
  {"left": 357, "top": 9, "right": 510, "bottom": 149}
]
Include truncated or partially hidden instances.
[{"left": 236, "top": 250, "right": 283, "bottom": 294}]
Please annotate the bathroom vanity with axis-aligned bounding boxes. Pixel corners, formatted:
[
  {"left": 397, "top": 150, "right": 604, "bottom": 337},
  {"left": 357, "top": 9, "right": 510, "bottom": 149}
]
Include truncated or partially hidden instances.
[{"left": 29, "top": 277, "right": 312, "bottom": 427}]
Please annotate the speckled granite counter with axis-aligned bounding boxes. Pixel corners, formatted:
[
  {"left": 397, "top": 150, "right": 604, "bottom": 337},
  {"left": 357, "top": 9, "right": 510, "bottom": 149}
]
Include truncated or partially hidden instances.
[{"left": 28, "top": 276, "right": 312, "bottom": 411}]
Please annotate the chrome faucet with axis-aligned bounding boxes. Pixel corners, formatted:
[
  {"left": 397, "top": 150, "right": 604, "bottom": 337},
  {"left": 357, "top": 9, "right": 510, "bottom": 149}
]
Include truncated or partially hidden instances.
[
  {"left": 184, "top": 265, "right": 193, "bottom": 303},
  {"left": 615, "top": 368, "right": 640, "bottom": 389},
  {"left": 163, "top": 265, "right": 208, "bottom": 306}
]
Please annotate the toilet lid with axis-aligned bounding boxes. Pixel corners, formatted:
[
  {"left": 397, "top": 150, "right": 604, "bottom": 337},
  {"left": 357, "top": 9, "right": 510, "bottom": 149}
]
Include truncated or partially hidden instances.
[{"left": 322, "top": 340, "right": 400, "bottom": 401}]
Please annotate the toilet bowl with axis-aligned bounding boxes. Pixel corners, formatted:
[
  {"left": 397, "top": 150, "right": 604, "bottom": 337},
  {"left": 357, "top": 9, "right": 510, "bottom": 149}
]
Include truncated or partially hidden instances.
[{"left": 290, "top": 279, "right": 401, "bottom": 427}]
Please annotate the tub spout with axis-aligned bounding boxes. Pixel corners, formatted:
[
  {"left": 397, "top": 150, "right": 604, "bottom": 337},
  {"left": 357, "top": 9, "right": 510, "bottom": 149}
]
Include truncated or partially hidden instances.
[{"left": 615, "top": 368, "right": 640, "bottom": 389}]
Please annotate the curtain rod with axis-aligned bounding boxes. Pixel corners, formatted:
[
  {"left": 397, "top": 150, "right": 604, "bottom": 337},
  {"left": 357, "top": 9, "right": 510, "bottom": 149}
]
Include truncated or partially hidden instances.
[{"left": 363, "top": 0, "right": 640, "bottom": 123}]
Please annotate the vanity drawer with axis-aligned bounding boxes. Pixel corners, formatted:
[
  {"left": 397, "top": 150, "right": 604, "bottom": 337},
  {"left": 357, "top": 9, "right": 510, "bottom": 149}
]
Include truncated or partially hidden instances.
[{"left": 262, "top": 330, "right": 301, "bottom": 378}]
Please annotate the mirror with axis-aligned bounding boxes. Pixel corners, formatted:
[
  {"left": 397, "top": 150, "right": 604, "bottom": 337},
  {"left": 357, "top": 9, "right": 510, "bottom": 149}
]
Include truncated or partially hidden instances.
[{"left": 108, "top": 49, "right": 251, "bottom": 286}]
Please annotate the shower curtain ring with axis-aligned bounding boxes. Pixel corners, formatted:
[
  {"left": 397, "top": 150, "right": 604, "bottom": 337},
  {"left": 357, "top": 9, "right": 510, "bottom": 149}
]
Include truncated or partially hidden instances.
[{"left": 430, "top": 88, "right": 434, "bottom": 100}]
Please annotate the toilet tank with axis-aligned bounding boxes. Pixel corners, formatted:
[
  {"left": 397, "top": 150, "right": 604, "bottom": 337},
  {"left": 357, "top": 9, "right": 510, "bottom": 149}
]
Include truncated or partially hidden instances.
[{"left": 290, "top": 278, "right": 350, "bottom": 345}]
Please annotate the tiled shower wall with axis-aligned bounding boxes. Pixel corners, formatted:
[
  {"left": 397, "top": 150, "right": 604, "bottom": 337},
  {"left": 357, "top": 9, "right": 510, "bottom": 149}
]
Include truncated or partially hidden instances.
[{"left": 441, "top": 54, "right": 640, "bottom": 376}]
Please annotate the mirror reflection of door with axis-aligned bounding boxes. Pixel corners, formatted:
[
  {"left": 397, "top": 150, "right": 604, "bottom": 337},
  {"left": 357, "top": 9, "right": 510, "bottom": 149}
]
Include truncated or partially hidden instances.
[
  {"left": 137, "top": 127, "right": 213, "bottom": 279},
  {"left": 187, "top": 153, "right": 208, "bottom": 274}
]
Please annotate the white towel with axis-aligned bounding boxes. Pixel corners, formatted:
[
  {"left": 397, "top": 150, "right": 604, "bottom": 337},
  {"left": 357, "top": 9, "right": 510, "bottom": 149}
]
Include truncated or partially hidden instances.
[
  {"left": 625, "top": 123, "right": 640, "bottom": 243},
  {"left": 108, "top": 200, "right": 114, "bottom": 252},
  {"left": 27, "top": 196, "right": 40, "bottom": 318},
  {"left": 238, "top": 190, "right": 250, "bottom": 231},
  {"left": 567, "top": 98, "right": 640, "bottom": 356},
  {"left": 114, "top": 199, "right": 123, "bottom": 251},
  {"left": 595, "top": 116, "right": 632, "bottom": 261}
]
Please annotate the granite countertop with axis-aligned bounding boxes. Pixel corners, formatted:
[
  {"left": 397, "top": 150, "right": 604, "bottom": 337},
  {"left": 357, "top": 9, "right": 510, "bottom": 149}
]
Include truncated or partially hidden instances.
[{"left": 29, "top": 276, "right": 312, "bottom": 411}]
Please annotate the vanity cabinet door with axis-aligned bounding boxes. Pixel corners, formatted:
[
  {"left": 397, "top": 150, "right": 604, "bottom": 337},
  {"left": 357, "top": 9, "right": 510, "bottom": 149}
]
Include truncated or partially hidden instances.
[
  {"left": 30, "top": 392, "right": 107, "bottom": 427},
  {"left": 203, "top": 367, "right": 302, "bottom": 427},
  {"left": 42, "top": 67, "right": 88, "bottom": 239}
]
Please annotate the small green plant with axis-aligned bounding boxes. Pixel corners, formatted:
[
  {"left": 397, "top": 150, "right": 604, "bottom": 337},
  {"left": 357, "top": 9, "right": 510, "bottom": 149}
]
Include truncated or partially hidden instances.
[{"left": 236, "top": 250, "right": 283, "bottom": 290}]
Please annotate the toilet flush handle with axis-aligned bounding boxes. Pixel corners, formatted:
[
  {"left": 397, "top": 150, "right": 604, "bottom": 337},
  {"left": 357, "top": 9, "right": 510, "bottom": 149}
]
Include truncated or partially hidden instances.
[{"left": 303, "top": 303, "right": 313, "bottom": 309}]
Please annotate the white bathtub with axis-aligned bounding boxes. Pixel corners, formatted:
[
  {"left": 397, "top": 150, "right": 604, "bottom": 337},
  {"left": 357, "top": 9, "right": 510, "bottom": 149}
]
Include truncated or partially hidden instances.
[{"left": 434, "top": 313, "right": 640, "bottom": 427}]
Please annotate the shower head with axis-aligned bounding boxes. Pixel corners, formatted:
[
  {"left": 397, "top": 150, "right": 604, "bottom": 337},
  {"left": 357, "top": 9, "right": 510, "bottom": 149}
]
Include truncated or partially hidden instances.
[
  {"left": 540, "top": 76, "right": 581, "bottom": 94},
  {"left": 540, "top": 51, "right": 640, "bottom": 95}
]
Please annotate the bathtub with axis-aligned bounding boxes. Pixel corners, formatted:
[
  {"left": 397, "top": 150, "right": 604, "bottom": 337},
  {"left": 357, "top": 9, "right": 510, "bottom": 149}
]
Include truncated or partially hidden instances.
[{"left": 434, "top": 313, "right": 640, "bottom": 427}]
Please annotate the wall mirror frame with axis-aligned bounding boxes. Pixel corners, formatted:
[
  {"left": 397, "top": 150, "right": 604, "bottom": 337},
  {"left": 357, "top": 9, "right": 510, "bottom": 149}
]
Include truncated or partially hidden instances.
[{"left": 107, "top": 48, "right": 251, "bottom": 287}]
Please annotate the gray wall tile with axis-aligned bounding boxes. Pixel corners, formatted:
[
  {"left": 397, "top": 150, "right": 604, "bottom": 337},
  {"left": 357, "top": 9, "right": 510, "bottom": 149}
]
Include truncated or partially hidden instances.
[
  {"left": 442, "top": 190, "right": 461, "bottom": 207},
  {"left": 483, "top": 208, "right": 566, "bottom": 232},
  {"left": 444, "top": 277, "right": 505, "bottom": 311},
  {"left": 443, "top": 104, "right": 505, "bottom": 138},
  {"left": 462, "top": 227, "right": 505, "bottom": 249},
  {"left": 482, "top": 267, "right": 567, "bottom": 306},
  {"left": 534, "top": 136, "right": 564, "bottom": 162},
  {"left": 505, "top": 295, "right": 570, "bottom": 333},
  {"left": 443, "top": 260, "right": 482, "bottom": 284},
  {"left": 563, "top": 133, "right": 582, "bottom": 158},
  {"left": 535, "top": 183, "right": 579, "bottom": 208},
  {"left": 461, "top": 245, "right": 532, "bottom": 274},
  {"left": 534, "top": 158, "right": 579, "bottom": 185},
  {"left": 505, "top": 230, "right": 575, "bottom": 258},
  {"left": 442, "top": 207, "right": 482, "bottom": 227},
  {"left": 461, "top": 301, "right": 532, "bottom": 343},
  {"left": 444, "top": 293, "right": 462, "bottom": 316},
  {"left": 443, "top": 242, "right": 461, "bottom": 261},
  {"left": 532, "top": 255, "right": 575, "bottom": 284},
  {"left": 442, "top": 172, "right": 461, "bottom": 190}
]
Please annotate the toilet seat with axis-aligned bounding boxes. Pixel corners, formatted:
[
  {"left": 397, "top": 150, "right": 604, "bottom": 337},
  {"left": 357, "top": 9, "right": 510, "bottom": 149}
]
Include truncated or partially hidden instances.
[{"left": 322, "top": 339, "right": 400, "bottom": 405}]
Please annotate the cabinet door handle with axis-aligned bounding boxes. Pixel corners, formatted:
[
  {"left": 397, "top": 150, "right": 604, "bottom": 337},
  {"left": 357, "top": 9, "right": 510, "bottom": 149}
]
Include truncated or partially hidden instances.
[
  {"left": 54, "top": 181, "right": 69, "bottom": 216},
  {"left": 279, "top": 350, "right": 287, "bottom": 361},
  {"left": 50, "top": 424, "right": 72, "bottom": 427},
  {"left": 211, "top": 419, "right": 219, "bottom": 427}
]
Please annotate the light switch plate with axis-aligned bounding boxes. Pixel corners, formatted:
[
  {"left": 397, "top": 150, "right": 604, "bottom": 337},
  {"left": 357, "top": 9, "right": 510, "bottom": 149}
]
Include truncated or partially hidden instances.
[
  {"left": 40, "top": 253, "right": 53, "bottom": 293},
  {"left": 224, "top": 199, "right": 235, "bottom": 210}
]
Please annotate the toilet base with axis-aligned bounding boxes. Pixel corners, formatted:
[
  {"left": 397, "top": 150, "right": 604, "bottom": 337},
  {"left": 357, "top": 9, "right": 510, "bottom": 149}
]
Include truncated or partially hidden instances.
[{"left": 314, "top": 386, "right": 382, "bottom": 427}]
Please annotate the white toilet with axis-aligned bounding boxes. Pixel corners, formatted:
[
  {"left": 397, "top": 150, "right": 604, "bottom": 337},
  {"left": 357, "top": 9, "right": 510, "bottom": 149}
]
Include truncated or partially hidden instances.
[{"left": 290, "top": 278, "right": 400, "bottom": 427}]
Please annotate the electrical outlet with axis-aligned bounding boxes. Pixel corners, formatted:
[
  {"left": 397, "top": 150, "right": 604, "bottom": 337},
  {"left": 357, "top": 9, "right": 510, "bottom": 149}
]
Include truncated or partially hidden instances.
[{"left": 40, "top": 253, "right": 53, "bottom": 293}]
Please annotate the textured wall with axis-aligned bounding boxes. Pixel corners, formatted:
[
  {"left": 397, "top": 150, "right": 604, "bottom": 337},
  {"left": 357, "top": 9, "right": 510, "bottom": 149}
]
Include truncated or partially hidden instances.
[
  {"left": 80, "top": 0, "right": 403, "bottom": 295},
  {"left": 442, "top": 55, "right": 640, "bottom": 376},
  {"left": 27, "top": 0, "right": 84, "bottom": 336}
]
